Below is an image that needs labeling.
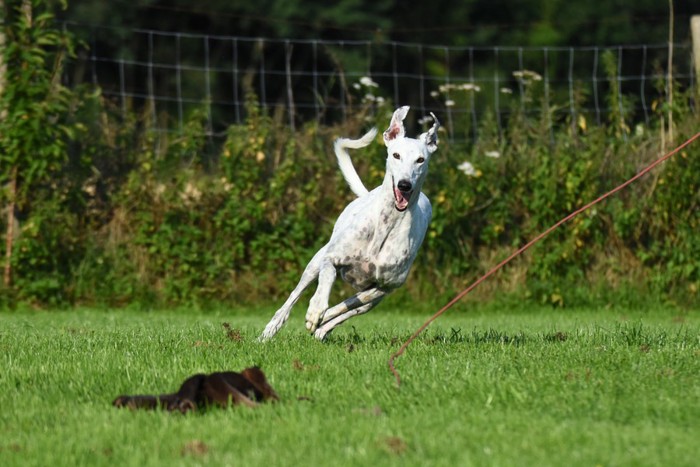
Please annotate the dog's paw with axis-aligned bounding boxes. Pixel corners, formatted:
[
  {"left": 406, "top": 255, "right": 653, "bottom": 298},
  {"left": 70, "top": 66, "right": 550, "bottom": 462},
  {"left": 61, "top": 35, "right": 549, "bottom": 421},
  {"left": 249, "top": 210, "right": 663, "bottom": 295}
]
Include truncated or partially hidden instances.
[
  {"left": 306, "top": 318, "right": 325, "bottom": 333},
  {"left": 313, "top": 327, "right": 329, "bottom": 341},
  {"left": 258, "top": 330, "right": 272, "bottom": 341},
  {"left": 305, "top": 311, "right": 324, "bottom": 333},
  {"left": 306, "top": 298, "right": 328, "bottom": 332},
  {"left": 259, "top": 321, "right": 280, "bottom": 341}
]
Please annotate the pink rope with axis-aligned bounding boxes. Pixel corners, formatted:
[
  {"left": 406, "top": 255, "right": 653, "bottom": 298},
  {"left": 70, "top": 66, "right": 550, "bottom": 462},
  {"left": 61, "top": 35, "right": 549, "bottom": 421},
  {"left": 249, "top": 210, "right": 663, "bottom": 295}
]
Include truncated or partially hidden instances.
[{"left": 389, "top": 131, "right": 700, "bottom": 387}]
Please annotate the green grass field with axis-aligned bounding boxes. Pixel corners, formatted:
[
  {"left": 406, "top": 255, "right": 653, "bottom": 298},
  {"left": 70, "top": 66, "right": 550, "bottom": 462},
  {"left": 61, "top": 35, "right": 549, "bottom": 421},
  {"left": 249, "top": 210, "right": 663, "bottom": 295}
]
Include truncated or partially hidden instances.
[{"left": 1, "top": 304, "right": 698, "bottom": 466}]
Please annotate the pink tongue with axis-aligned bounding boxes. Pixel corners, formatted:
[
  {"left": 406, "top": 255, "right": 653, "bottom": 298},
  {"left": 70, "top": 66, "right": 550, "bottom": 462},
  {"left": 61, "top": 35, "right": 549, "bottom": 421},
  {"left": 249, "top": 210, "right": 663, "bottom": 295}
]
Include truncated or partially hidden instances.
[{"left": 394, "top": 187, "right": 410, "bottom": 210}]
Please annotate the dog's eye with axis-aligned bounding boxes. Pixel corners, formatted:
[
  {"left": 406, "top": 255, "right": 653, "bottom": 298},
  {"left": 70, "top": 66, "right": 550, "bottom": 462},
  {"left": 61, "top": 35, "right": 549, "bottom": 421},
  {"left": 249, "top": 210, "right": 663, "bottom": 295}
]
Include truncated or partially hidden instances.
[
  {"left": 416, "top": 157, "right": 425, "bottom": 164},
  {"left": 393, "top": 153, "right": 400, "bottom": 160}
]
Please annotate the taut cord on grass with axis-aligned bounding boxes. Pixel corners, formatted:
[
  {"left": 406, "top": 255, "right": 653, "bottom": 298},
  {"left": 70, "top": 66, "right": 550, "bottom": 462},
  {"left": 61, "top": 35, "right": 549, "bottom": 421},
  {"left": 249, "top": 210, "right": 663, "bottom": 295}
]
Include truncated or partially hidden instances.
[{"left": 388, "top": 131, "right": 700, "bottom": 387}]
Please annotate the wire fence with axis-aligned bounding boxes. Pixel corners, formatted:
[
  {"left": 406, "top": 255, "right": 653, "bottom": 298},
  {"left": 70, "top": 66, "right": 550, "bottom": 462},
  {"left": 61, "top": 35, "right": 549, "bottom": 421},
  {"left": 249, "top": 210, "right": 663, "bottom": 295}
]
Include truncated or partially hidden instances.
[{"left": 67, "top": 23, "right": 696, "bottom": 142}]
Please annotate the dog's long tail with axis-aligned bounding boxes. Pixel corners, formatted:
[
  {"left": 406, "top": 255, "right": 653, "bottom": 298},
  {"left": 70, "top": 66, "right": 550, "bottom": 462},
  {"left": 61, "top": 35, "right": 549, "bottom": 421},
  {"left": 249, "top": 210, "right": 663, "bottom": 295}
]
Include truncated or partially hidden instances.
[{"left": 334, "top": 128, "right": 377, "bottom": 197}]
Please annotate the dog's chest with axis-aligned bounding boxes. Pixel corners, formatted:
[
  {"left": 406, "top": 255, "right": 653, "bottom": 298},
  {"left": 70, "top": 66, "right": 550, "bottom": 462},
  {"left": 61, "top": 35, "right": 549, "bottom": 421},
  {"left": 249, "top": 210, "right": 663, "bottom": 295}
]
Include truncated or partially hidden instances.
[{"left": 337, "top": 216, "right": 417, "bottom": 290}]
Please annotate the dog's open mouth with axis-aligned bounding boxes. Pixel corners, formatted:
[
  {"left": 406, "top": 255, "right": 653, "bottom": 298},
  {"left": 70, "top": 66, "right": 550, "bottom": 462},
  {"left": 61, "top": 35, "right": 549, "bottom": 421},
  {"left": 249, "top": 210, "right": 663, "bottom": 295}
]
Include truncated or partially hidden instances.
[{"left": 393, "top": 186, "right": 412, "bottom": 212}]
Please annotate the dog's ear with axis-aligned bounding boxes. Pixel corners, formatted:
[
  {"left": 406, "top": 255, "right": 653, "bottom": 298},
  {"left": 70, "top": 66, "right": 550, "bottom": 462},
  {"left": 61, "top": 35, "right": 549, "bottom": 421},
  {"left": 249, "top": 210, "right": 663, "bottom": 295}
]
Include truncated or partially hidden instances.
[
  {"left": 383, "top": 106, "right": 409, "bottom": 144},
  {"left": 419, "top": 112, "right": 440, "bottom": 154}
]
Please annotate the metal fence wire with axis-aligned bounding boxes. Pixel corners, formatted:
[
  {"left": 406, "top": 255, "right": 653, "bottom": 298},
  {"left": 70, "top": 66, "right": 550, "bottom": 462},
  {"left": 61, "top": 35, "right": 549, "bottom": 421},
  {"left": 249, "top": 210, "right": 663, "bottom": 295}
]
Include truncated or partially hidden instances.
[{"left": 68, "top": 23, "right": 695, "bottom": 142}]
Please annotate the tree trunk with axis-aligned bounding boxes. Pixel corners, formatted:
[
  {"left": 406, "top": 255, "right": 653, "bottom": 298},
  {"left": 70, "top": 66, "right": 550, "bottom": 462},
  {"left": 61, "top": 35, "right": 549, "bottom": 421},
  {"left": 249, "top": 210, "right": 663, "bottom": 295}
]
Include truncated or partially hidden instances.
[
  {"left": 4, "top": 167, "right": 16, "bottom": 287},
  {"left": 1, "top": 0, "right": 11, "bottom": 287}
]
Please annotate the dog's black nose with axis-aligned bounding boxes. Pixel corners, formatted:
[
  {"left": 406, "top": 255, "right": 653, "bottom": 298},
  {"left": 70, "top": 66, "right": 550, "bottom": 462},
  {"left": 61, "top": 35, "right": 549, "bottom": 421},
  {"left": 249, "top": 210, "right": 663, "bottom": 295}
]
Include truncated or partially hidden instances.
[{"left": 397, "top": 180, "right": 412, "bottom": 192}]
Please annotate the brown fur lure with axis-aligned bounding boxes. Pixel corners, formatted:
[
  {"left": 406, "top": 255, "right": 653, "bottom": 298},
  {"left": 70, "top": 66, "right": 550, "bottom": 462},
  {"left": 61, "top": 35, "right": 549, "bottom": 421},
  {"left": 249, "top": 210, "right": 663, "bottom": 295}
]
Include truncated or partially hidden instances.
[{"left": 113, "top": 367, "right": 279, "bottom": 413}]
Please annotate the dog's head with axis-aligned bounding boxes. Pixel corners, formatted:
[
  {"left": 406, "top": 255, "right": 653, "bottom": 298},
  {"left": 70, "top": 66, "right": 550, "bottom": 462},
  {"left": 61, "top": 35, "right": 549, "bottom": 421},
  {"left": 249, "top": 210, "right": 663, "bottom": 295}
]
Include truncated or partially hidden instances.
[{"left": 382, "top": 106, "right": 439, "bottom": 212}]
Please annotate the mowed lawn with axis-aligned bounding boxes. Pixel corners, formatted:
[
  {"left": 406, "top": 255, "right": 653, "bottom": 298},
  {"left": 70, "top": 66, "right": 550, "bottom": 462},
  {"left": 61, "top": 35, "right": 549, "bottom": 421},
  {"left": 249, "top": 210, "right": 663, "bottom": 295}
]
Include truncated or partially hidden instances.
[{"left": 0, "top": 303, "right": 698, "bottom": 466}]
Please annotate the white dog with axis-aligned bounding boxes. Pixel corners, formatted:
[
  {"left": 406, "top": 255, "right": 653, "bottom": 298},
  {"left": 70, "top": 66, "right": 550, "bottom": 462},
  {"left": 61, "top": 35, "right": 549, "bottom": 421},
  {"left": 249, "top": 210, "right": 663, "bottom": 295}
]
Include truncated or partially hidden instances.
[{"left": 260, "top": 106, "right": 439, "bottom": 340}]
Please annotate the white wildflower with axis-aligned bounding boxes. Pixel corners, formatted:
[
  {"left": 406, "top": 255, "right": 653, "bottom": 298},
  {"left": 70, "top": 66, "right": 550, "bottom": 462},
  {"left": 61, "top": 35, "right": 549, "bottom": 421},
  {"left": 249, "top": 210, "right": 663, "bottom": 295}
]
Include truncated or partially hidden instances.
[
  {"left": 82, "top": 183, "right": 96, "bottom": 197},
  {"left": 485, "top": 150, "right": 501, "bottom": 159},
  {"left": 445, "top": 99, "right": 456, "bottom": 107},
  {"left": 457, "top": 161, "right": 476, "bottom": 176},
  {"left": 430, "top": 90, "right": 439, "bottom": 98},
  {"left": 154, "top": 183, "right": 166, "bottom": 196},
  {"left": 181, "top": 182, "right": 202, "bottom": 204},
  {"left": 500, "top": 87, "right": 513, "bottom": 94},
  {"left": 359, "top": 76, "right": 378, "bottom": 88},
  {"left": 220, "top": 177, "right": 233, "bottom": 192},
  {"left": 513, "top": 69, "right": 543, "bottom": 83},
  {"left": 353, "top": 83, "right": 361, "bottom": 90}
]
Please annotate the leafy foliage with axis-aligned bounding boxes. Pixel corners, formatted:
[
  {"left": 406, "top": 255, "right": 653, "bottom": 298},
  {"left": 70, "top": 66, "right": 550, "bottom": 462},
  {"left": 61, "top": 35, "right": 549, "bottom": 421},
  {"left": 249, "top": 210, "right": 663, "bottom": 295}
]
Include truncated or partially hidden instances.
[
  {"left": 0, "top": 0, "right": 93, "bottom": 304},
  {"left": 1, "top": 1, "right": 699, "bottom": 308},
  {"left": 0, "top": 0, "right": 79, "bottom": 200}
]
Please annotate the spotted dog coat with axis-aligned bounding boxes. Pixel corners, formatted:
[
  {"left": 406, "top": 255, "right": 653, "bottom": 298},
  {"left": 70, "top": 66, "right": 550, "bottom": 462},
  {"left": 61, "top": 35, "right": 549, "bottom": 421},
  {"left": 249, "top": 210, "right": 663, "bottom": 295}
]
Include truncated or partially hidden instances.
[{"left": 260, "top": 106, "right": 439, "bottom": 340}]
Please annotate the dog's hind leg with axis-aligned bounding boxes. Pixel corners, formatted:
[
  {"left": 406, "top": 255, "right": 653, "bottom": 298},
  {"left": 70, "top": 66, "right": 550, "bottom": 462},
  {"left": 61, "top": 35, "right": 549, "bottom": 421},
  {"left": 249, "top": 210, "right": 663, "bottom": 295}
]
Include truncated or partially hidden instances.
[
  {"left": 313, "top": 288, "right": 386, "bottom": 340},
  {"left": 314, "top": 295, "right": 385, "bottom": 340},
  {"left": 259, "top": 248, "right": 327, "bottom": 340}
]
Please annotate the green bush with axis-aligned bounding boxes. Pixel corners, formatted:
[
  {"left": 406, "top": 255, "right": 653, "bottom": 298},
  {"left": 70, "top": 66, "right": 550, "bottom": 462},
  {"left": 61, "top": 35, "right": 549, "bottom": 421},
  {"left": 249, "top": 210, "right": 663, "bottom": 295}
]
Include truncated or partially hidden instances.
[{"left": 1, "top": 2, "right": 699, "bottom": 309}]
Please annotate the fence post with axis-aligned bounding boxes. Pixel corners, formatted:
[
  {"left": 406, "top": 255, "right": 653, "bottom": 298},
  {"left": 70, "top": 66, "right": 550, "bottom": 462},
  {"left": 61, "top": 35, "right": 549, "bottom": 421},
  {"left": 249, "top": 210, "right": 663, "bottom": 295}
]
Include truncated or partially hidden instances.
[{"left": 692, "top": 16, "right": 700, "bottom": 97}]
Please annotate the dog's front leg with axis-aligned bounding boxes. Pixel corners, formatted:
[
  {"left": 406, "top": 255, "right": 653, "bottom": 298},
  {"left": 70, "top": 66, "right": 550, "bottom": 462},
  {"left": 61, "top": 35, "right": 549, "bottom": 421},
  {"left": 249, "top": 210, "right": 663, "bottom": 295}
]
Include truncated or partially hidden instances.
[
  {"left": 260, "top": 247, "right": 327, "bottom": 340},
  {"left": 305, "top": 259, "right": 336, "bottom": 332}
]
